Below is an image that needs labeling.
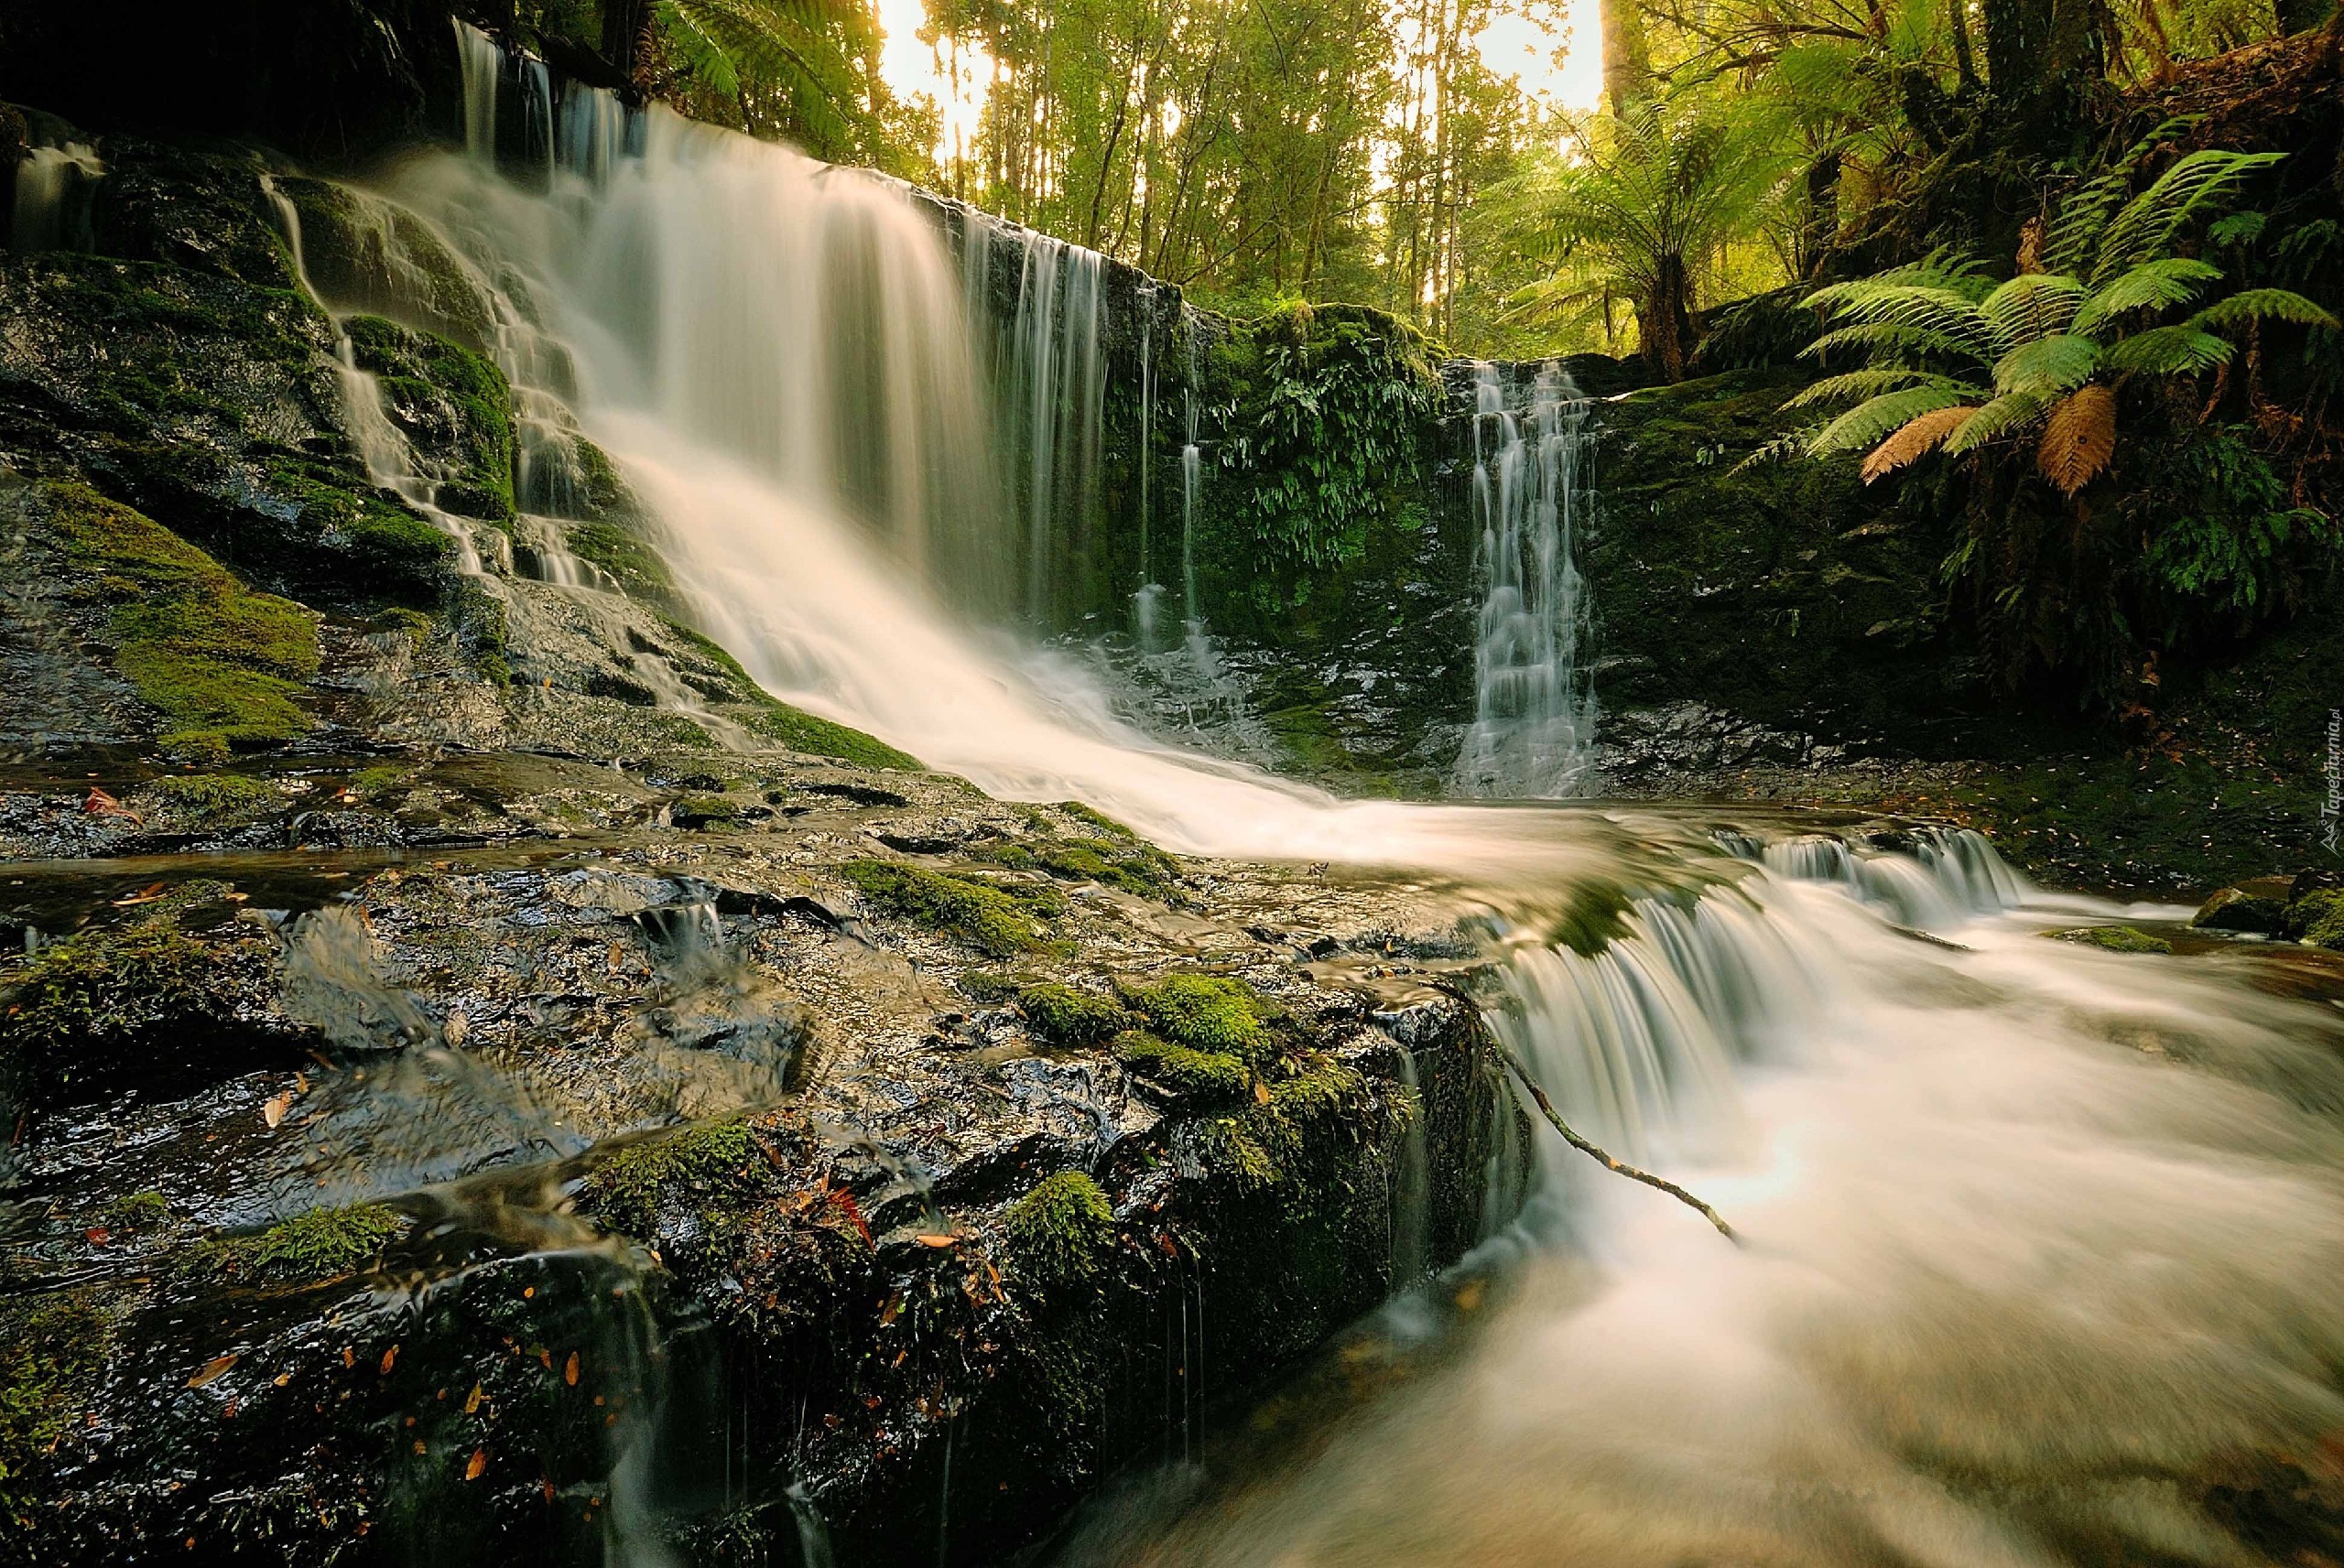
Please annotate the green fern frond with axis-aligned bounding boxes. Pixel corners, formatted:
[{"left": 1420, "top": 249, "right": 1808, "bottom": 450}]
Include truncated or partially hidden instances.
[
  {"left": 2093, "top": 149, "right": 2285, "bottom": 284},
  {"left": 1802, "top": 320, "right": 1983, "bottom": 364},
  {"left": 1785, "top": 368, "right": 1986, "bottom": 409},
  {"left": 1941, "top": 389, "right": 2056, "bottom": 454},
  {"left": 1980, "top": 274, "right": 2089, "bottom": 347},
  {"left": 2040, "top": 114, "right": 2203, "bottom": 275},
  {"left": 2071, "top": 258, "right": 2224, "bottom": 335},
  {"left": 1991, "top": 334, "right": 2099, "bottom": 397},
  {"left": 2100, "top": 325, "right": 2233, "bottom": 374},
  {"left": 1807, "top": 386, "right": 1972, "bottom": 457},
  {"left": 2189, "top": 287, "right": 2339, "bottom": 333}
]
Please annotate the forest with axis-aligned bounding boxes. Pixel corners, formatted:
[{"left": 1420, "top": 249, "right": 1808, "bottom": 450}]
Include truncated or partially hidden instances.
[{"left": 3, "top": 0, "right": 2344, "bottom": 1564}]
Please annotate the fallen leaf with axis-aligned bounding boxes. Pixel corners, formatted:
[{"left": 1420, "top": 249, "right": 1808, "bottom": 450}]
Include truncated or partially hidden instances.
[
  {"left": 294, "top": 1071, "right": 309, "bottom": 1093},
  {"left": 189, "top": 1355, "right": 238, "bottom": 1389},
  {"left": 273, "top": 1372, "right": 292, "bottom": 1387},
  {"left": 916, "top": 1234, "right": 959, "bottom": 1249},
  {"left": 464, "top": 1447, "right": 487, "bottom": 1481},
  {"left": 263, "top": 1092, "right": 293, "bottom": 1129},
  {"left": 380, "top": 1345, "right": 398, "bottom": 1375},
  {"left": 1253, "top": 1079, "right": 1271, "bottom": 1105},
  {"left": 111, "top": 880, "right": 167, "bottom": 904},
  {"left": 84, "top": 1227, "right": 110, "bottom": 1246},
  {"left": 342, "top": 1346, "right": 355, "bottom": 1369},
  {"left": 563, "top": 1352, "right": 579, "bottom": 1387},
  {"left": 464, "top": 1383, "right": 483, "bottom": 1414}
]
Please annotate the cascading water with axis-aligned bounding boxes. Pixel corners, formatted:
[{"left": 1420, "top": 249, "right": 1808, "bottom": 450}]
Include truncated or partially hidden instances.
[
  {"left": 1453, "top": 362, "right": 1601, "bottom": 799},
  {"left": 335, "top": 51, "right": 2344, "bottom": 1563},
  {"left": 8, "top": 136, "right": 104, "bottom": 253}
]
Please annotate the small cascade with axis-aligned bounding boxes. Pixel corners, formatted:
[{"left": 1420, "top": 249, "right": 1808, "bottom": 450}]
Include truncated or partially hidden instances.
[
  {"left": 8, "top": 138, "right": 104, "bottom": 253},
  {"left": 1733, "top": 823, "right": 2032, "bottom": 930},
  {"left": 1133, "top": 289, "right": 1158, "bottom": 647},
  {"left": 959, "top": 209, "right": 1108, "bottom": 622},
  {"left": 1453, "top": 362, "right": 1600, "bottom": 799},
  {"left": 1389, "top": 1046, "right": 1431, "bottom": 1288},
  {"left": 1178, "top": 309, "right": 1205, "bottom": 637}
]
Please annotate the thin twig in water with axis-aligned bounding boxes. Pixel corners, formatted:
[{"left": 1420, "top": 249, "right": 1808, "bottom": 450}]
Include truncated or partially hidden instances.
[{"left": 1495, "top": 1044, "right": 1742, "bottom": 1245}]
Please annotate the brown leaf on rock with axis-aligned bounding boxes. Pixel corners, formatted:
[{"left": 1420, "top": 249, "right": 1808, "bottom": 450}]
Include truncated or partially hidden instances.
[
  {"left": 189, "top": 1355, "right": 238, "bottom": 1389},
  {"left": 564, "top": 1352, "right": 580, "bottom": 1386},
  {"left": 262, "top": 1092, "right": 293, "bottom": 1129},
  {"left": 465, "top": 1447, "right": 488, "bottom": 1481}
]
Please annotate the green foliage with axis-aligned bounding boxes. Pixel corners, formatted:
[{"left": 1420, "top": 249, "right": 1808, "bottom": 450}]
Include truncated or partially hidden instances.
[
  {"left": 150, "top": 773, "right": 279, "bottom": 824},
  {"left": 1001, "top": 1172, "right": 1117, "bottom": 1291},
  {"left": 42, "top": 482, "right": 320, "bottom": 755},
  {"left": 839, "top": 860, "right": 1055, "bottom": 956},
  {"left": 2136, "top": 428, "right": 2336, "bottom": 622},
  {"left": 1015, "top": 984, "right": 1129, "bottom": 1049},
  {"left": 212, "top": 1204, "right": 407, "bottom": 1283},
  {"left": 1214, "top": 302, "right": 1441, "bottom": 574},
  {"left": 2287, "top": 890, "right": 2344, "bottom": 949},
  {"left": 568, "top": 521, "right": 676, "bottom": 599},
  {"left": 653, "top": 0, "right": 878, "bottom": 156}
]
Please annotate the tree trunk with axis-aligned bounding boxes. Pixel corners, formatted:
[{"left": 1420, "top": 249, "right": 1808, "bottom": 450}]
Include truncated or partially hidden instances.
[
  {"left": 1948, "top": 0, "right": 1979, "bottom": 92},
  {"left": 1982, "top": 0, "right": 2105, "bottom": 151},
  {"left": 601, "top": 0, "right": 649, "bottom": 85},
  {"left": 1601, "top": 0, "right": 1650, "bottom": 112},
  {"left": 1639, "top": 254, "right": 1692, "bottom": 381}
]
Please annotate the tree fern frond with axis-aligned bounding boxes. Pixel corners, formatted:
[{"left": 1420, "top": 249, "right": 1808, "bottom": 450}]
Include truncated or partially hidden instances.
[
  {"left": 1785, "top": 369, "right": 1986, "bottom": 409},
  {"left": 1942, "top": 389, "right": 2056, "bottom": 454},
  {"left": 1807, "top": 386, "right": 1972, "bottom": 457},
  {"left": 2071, "top": 258, "right": 2224, "bottom": 335},
  {"left": 2092, "top": 149, "right": 2286, "bottom": 284},
  {"left": 1801, "top": 320, "right": 1983, "bottom": 364},
  {"left": 1808, "top": 284, "right": 2000, "bottom": 359},
  {"left": 1992, "top": 334, "right": 2099, "bottom": 397},
  {"left": 2189, "top": 287, "right": 2340, "bottom": 332},
  {"left": 1861, "top": 405, "right": 1976, "bottom": 482},
  {"left": 2036, "top": 384, "right": 2117, "bottom": 495},
  {"left": 2041, "top": 114, "right": 2203, "bottom": 274},
  {"left": 2100, "top": 325, "right": 2233, "bottom": 374},
  {"left": 1980, "top": 274, "right": 2088, "bottom": 347}
]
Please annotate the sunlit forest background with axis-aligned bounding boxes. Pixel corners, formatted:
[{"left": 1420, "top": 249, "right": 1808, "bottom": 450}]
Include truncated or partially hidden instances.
[{"left": 500, "top": 0, "right": 2321, "bottom": 357}]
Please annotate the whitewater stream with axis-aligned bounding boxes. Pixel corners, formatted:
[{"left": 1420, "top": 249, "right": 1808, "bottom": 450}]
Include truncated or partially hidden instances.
[{"left": 327, "top": 51, "right": 2344, "bottom": 1563}]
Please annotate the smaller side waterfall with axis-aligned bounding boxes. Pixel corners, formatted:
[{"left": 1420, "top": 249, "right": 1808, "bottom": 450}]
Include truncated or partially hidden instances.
[
  {"left": 1453, "top": 362, "right": 1600, "bottom": 799},
  {"left": 8, "top": 139, "right": 104, "bottom": 253}
]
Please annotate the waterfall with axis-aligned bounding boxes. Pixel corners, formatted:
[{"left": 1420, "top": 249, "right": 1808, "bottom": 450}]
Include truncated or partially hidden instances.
[
  {"left": 7, "top": 139, "right": 103, "bottom": 253},
  {"left": 1453, "top": 362, "right": 1600, "bottom": 799}
]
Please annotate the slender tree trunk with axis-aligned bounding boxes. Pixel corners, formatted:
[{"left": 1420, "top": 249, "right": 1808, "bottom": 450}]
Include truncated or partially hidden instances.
[
  {"left": 1948, "top": 0, "right": 1980, "bottom": 92},
  {"left": 601, "top": 0, "right": 648, "bottom": 84},
  {"left": 1640, "top": 254, "right": 1691, "bottom": 381},
  {"left": 1601, "top": 0, "right": 1651, "bottom": 112},
  {"left": 1982, "top": 0, "right": 2104, "bottom": 151}
]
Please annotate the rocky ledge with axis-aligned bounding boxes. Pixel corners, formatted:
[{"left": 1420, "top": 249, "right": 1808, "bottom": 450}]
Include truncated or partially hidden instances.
[{"left": 0, "top": 748, "right": 1529, "bottom": 1564}]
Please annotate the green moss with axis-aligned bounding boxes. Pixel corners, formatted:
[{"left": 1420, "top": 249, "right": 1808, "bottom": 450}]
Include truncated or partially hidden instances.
[
  {"left": 984, "top": 836, "right": 1181, "bottom": 899},
  {"left": 0, "top": 887, "right": 239, "bottom": 1101},
  {"left": 570, "top": 521, "right": 676, "bottom": 598},
  {"left": 2050, "top": 925, "right": 2175, "bottom": 954},
  {"left": 840, "top": 860, "right": 1054, "bottom": 957},
  {"left": 1112, "top": 1028, "right": 1249, "bottom": 1101},
  {"left": 1015, "top": 984, "right": 1129, "bottom": 1049},
  {"left": 1552, "top": 883, "right": 1635, "bottom": 958},
  {"left": 1002, "top": 1172, "right": 1117, "bottom": 1292},
  {"left": 2289, "top": 890, "right": 2344, "bottom": 949},
  {"left": 352, "top": 764, "right": 415, "bottom": 796},
  {"left": 581, "top": 1119, "right": 759, "bottom": 1238},
  {"left": 670, "top": 793, "right": 744, "bottom": 828},
  {"left": 449, "top": 577, "right": 511, "bottom": 686},
  {"left": 1057, "top": 802, "right": 1137, "bottom": 839},
  {"left": 344, "top": 315, "right": 516, "bottom": 523},
  {"left": 102, "top": 1191, "right": 172, "bottom": 1229},
  {"left": 749, "top": 704, "right": 919, "bottom": 771},
  {"left": 213, "top": 1203, "right": 406, "bottom": 1284},
  {"left": 151, "top": 773, "right": 277, "bottom": 825},
  {"left": 1123, "top": 975, "right": 1268, "bottom": 1058},
  {"left": 0, "top": 1294, "right": 112, "bottom": 1525},
  {"left": 43, "top": 482, "right": 320, "bottom": 754}
]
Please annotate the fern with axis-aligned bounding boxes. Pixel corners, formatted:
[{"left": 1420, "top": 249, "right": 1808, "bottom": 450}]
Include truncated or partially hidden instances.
[
  {"left": 1992, "top": 335, "right": 2099, "bottom": 397},
  {"left": 2036, "top": 385, "right": 2117, "bottom": 495},
  {"left": 1807, "top": 386, "right": 1973, "bottom": 456}
]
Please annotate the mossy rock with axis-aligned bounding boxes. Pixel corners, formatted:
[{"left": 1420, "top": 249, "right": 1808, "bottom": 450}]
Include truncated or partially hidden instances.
[
  {"left": 984, "top": 835, "right": 1180, "bottom": 900},
  {"left": 2049, "top": 925, "right": 2175, "bottom": 954},
  {"left": 0, "top": 1292, "right": 114, "bottom": 1528},
  {"left": 0, "top": 880, "right": 258, "bottom": 1103},
  {"left": 669, "top": 793, "right": 745, "bottom": 829},
  {"left": 150, "top": 772, "right": 278, "bottom": 826},
  {"left": 579, "top": 1119, "right": 762, "bottom": 1239},
  {"left": 1002, "top": 1171, "right": 1116, "bottom": 1292},
  {"left": 343, "top": 314, "right": 515, "bottom": 524},
  {"left": 38, "top": 481, "right": 320, "bottom": 755},
  {"left": 1015, "top": 983, "right": 1129, "bottom": 1049},
  {"left": 840, "top": 860, "right": 1057, "bottom": 957},
  {"left": 2287, "top": 888, "right": 2344, "bottom": 949},
  {"left": 2191, "top": 886, "right": 2288, "bottom": 935},
  {"left": 207, "top": 1203, "right": 407, "bottom": 1286},
  {"left": 1112, "top": 1028, "right": 1249, "bottom": 1101},
  {"left": 276, "top": 177, "right": 499, "bottom": 354},
  {"left": 568, "top": 519, "right": 676, "bottom": 600},
  {"left": 89, "top": 136, "right": 297, "bottom": 291},
  {"left": 1122, "top": 975, "right": 1270, "bottom": 1059}
]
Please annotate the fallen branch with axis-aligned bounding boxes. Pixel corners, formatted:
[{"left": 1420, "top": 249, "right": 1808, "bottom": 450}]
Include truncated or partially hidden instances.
[{"left": 1495, "top": 1044, "right": 1742, "bottom": 1245}]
